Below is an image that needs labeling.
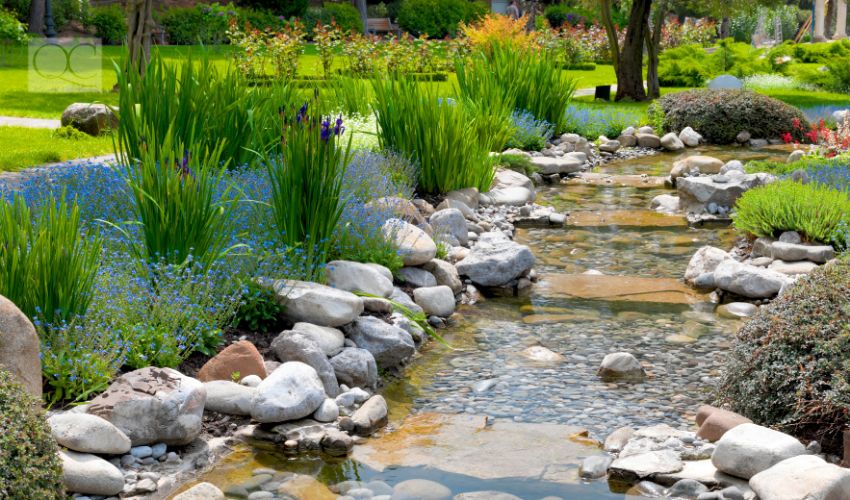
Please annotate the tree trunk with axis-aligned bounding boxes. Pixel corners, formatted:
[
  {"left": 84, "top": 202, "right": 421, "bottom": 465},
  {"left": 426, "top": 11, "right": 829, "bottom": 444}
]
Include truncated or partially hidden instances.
[
  {"left": 615, "top": 0, "right": 653, "bottom": 101},
  {"left": 645, "top": 0, "right": 667, "bottom": 99},
  {"left": 354, "top": 0, "right": 367, "bottom": 35},
  {"left": 720, "top": 16, "right": 730, "bottom": 38},
  {"left": 826, "top": 0, "right": 836, "bottom": 38},
  {"left": 127, "top": 0, "right": 154, "bottom": 76},
  {"left": 599, "top": 0, "right": 620, "bottom": 71},
  {"left": 28, "top": 0, "right": 44, "bottom": 35}
]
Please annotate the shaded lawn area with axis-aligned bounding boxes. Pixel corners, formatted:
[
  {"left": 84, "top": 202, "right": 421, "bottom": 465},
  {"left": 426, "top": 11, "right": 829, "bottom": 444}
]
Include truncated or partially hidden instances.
[{"left": 0, "top": 126, "right": 114, "bottom": 171}]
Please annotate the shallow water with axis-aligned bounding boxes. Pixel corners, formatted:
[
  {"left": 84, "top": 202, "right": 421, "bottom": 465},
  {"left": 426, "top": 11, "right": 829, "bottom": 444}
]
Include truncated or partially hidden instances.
[{"left": 191, "top": 147, "right": 790, "bottom": 499}]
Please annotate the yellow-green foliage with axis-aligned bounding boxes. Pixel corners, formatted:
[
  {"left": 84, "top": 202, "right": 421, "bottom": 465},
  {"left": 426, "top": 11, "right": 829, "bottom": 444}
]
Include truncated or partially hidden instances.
[{"left": 733, "top": 180, "right": 850, "bottom": 244}]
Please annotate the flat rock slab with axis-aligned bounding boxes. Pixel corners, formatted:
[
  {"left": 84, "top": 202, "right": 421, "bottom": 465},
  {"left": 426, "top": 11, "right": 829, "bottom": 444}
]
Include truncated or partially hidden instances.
[
  {"left": 567, "top": 210, "right": 687, "bottom": 228},
  {"left": 352, "top": 413, "right": 597, "bottom": 483},
  {"left": 538, "top": 275, "right": 704, "bottom": 305},
  {"left": 565, "top": 173, "right": 667, "bottom": 188}
]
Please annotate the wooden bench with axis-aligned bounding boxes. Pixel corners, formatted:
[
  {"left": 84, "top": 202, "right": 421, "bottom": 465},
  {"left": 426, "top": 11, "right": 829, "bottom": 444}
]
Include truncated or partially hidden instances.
[{"left": 367, "top": 18, "right": 400, "bottom": 36}]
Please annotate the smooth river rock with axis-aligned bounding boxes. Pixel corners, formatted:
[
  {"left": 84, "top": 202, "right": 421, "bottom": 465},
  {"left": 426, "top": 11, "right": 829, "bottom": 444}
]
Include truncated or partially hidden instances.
[
  {"left": 749, "top": 455, "right": 850, "bottom": 500},
  {"left": 609, "top": 449, "right": 684, "bottom": 481},
  {"left": 60, "top": 450, "right": 125, "bottom": 496},
  {"left": 203, "top": 380, "right": 255, "bottom": 416},
  {"left": 265, "top": 279, "right": 364, "bottom": 327},
  {"left": 383, "top": 218, "right": 438, "bottom": 266},
  {"left": 0, "top": 294, "right": 42, "bottom": 398},
  {"left": 291, "top": 322, "right": 345, "bottom": 357},
  {"left": 48, "top": 413, "right": 131, "bottom": 455},
  {"left": 173, "top": 482, "right": 226, "bottom": 500},
  {"left": 456, "top": 232, "right": 535, "bottom": 287},
  {"left": 326, "top": 260, "right": 394, "bottom": 298},
  {"left": 598, "top": 352, "right": 646, "bottom": 381},
  {"left": 343, "top": 317, "right": 415, "bottom": 368},
  {"left": 251, "top": 362, "right": 327, "bottom": 423},
  {"left": 271, "top": 332, "right": 340, "bottom": 397},
  {"left": 330, "top": 347, "right": 379, "bottom": 389},
  {"left": 430, "top": 208, "right": 469, "bottom": 246},
  {"left": 713, "top": 260, "right": 792, "bottom": 299},
  {"left": 413, "top": 285, "right": 456, "bottom": 317},
  {"left": 711, "top": 423, "right": 807, "bottom": 479}
]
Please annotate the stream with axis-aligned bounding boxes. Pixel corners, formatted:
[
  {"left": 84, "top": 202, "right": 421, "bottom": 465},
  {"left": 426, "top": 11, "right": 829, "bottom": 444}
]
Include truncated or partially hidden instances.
[{"left": 188, "top": 145, "right": 791, "bottom": 499}]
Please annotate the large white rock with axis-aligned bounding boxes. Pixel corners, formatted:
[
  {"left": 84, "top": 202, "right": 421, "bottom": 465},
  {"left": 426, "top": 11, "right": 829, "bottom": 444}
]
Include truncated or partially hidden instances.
[
  {"left": 684, "top": 246, "right": 731, "bottom": 284},
  {"left": 413, "top": 285, "right": 456, "bottom": 317},
  {"left": 266, "top": 279, "right": 364, "bottom": 327},
  {"left": 291, "top": 322, "right": 345, "bottom": 357},
  {"left": 343, "top": 316, "right": 415, "bottom": 368},
  {"left": 713, "top": 260, "right": 792, "bottom": 298},
  {"left": 598, "top": 352, "right": 645, "bottom": 381},
  {"left": 325, "top": 260, "right": 394, "bottom": 298},
  {"left": 749, "top": 455, "right": 850, "bottom": 500},
  {"left": 670, "top": 156, "right": 725, "bottom": 181},
  {"left": 173, "top": 482, "right": 226, "bottom": 500},
  {"left": 455, "top": 232, "right": 535, "bottom": 287},
  {"left": 679, "top": 127, "right": 702, "bottom": 147},
  {"left": 661, "top": 132, "right": 685, "bottom": 151},
  {"left": 711, "top": 423, "right": 806, "bottom": 479},
  {"left": 203, "top": 380, "right": 255, "bottom": 416},
  {"left": 480, "top": 169, "right": 535, "bottom": 206},
  {"left": 383, "top": 218, "right": 438, "bottom": 266},
  {"left": 48, "top": 413, "right": 131, "bottom": 455},
  {"left": 87, "top": 367, "right": 205, "bottom": 446},
  {"left": 271, "top": 332, "right": 340, "bottom": 397},
  {"left": 430, "top": 208, "right": 469, "bottom": 246},
  {"left": 650, "top": 194, "right": 680, "bottom": 215},
  {"left": 59, "top": 450, "right": 125, "bottom": 496},
  {"left": 609, "top": 449, "right": 684, "bottom": 480},
  {"left": 251, "top": 362, "right": 327, "bottom": 423},
  {"left": 677, "top": 173, "right": 776, "bottom": 214},
  {"left": 531, "top": 156, "right": 585, "bottom": 175}
]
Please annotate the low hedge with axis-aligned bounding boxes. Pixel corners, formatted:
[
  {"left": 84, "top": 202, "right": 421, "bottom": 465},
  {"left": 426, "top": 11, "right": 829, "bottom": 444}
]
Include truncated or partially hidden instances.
[
  {"left": 0, "top": 370, "right": 64, "bottom": 498},
  {"left": 651, "top": 89, "right": 809, "bottom": 144},
  {"left": 717, "top": 257, "right": 850, "bottom": 452},
  {"left": 397, "top": 0, "right": 487, "bottom": 38}
]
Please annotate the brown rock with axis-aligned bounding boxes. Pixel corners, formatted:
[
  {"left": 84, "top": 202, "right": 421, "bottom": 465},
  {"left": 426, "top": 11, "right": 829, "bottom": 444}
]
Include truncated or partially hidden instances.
[
  {"left": 0, "top": 295, "right": 41, "bottom": 398},
  {"left": 696, "top": 405, "right": 752, "bottom": 442},
  {"left": 197, "top": 340, "right": 267, "bottom": 382}
]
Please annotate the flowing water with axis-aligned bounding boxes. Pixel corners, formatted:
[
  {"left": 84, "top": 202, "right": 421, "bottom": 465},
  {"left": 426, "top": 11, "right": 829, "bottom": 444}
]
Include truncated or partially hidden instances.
[{"left": 188, "top": 145, "right": 791, "bottom": 499}]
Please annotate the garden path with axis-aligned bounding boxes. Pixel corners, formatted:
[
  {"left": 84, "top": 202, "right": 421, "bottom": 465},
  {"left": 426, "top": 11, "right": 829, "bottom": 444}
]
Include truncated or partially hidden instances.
[{"left": 0, "top": 116, "right": 60, "bottom": 128}]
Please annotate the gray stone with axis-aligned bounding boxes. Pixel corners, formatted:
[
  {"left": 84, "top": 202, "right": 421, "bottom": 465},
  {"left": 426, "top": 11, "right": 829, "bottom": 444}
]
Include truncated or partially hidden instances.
[
  {"left": 749, "top": 454, "right": 850, "bottom": 500},
  {"left": 335, "top": 387, "right": 371, "bottom": 408},
  {"left": 241, "top": 374, "right": 262, "bottom": 387},
  {"left": 769, "top": 260, "right": 819, "bottom": 275},
  {"left": 531, "top": 156, "right": 585, "bottom": 175},
  {"left": 708, "top": 75, "right": 743, "bottom": 89},
  {"left": 60, "top": 450, "right": 125, "bottom": 496},
  {"left": 650, "top": 194, "right": 680, "bottom": 214},
  {"left": 778, "top": 231, "right": 802, "bottom": 244},
  {"left": 265, "top": 279, "right": 364, "bottom": 327},
  {"left": 713, "top": 260, "right": 792, "bottom": 298},
  {"left": 436, "top": 198, "right": 476, "bottom": 219},
  {"left": 679, "top": 127, "right": 702, "bottom": 147},
  {"left": 711, "top": 423, "right": 807, "bottom": 479},
  {"left": 326, "top": 260, "right": 394, "bottom": 298},
  {"left": 203, "top": 380, "right": 255, "bottom": 416},
  {"left": 638, "top": 126, "right": 654, "bottom": 134},
  {"left": 391, "top": 479, "right": 451, "bottom": 500},
  {"left": 383, "top": 218, "right": 438, "bottom": 266},
  {"left": 0, "top": 294, "right": 41, "bottom": 397},
  {"left": 579, "top": 454, "right": 613, "bottom": 479},
  {"left": 413, "top": 285, "right": 456, "bottom": 317},
  {"left": 313, "top": 398, "right": 340, "bottom": 422},
  {"left": 684, "top": 246, "right": 730, "bottom": 284},
  {"left": 173, "top": 482, "right": 225, "bottom": 500},
  {"left": 251, "top": 362, "right": 326, "bottom": 423},
  {"left": 599, "top": 140, "right": 621, "bottom": 153},
  {"left": 609, "top": 450, "right": 684, "bottom": 480},
  {"left": 48, "top": 413, "right": 131, "bottom": 455},
  {"left": 720, "top": 160, "right": 746, "bottom": 175},
  {"left": 750, "top": 138, "right": 768, "bottom": 148},
  {"left": 604, "top": 426, "right": 635, "bottom": 453},
  {"left": 668, "top": 478, "right": 709, "bottom": 498},
  {"left": 787, "top": 149, "right": 806, "bottom": 163},
  {"left": 453, "top": 492, "right": 521, "bottom": 500},
  {"left": 271, "top": 332, "right": 339, "bottom": 397},
  {"left": 598, "top": 352, "right": 645, "bottom": 381},
  {"left": 456, "top": 232, "right": 535, "bottom": 287},
  {"left": 430, "top": 209, "right": 469, "bottom": 246},
  {"left": 481, "top": 169, "right": 536, "bottom": 206},
  {"left": 636, "top": 133, "right": 661, "bottom": 149},
  {"left": 321, "top": 427, "right": 354, "bottom": 456},
  {"left": 363, "top": 297, "right": 394, "bottom": 314},
  {"left": 445, "top": 188, "right": 480, "bottom": 210},
  {"left": 397, "top": 267, "right": 437, "bottom": 288},
  {"left": 736, "top": 131, "right": 751, "bottom": 143},
  {"left": 291, "top": 323, "right": 345, "bottom": 357},
  {"left": 770, "top": 241, "right": 835, "bottom": 263},
  {"left": 423, "top": 259, "right": 463, "bottom": 294},
  {"left": 671, "top": 156, "right": 725, "bottom": 180},
  {"left": 343, "top": 317, "right": 415, "bottom": 368},
  {"left": 60, "top": 103, "right": 117, "bottom": 136},
  {"left": 617, "top": 134, "right": 638, "bottom": 147},
  {"left": 351, "top": 395, "right": 389, "bottom": 436},
  {"left": 661, "top": 132, "right": 685, "bottom": 151},
  {"left": 390, "top": 287, "right": 424, "bottom": 315},
  {"left": 715, "top": 302, "right": 758, "bottom": 320},
  {"left": 678, "top": 173, "right": 775, "bottom": 214},
  {"left": 87, "top": 367, "right": 205, "bottom": 446},
  {"left": 389, "top": 312, "right": 426, "bottom": 343}
]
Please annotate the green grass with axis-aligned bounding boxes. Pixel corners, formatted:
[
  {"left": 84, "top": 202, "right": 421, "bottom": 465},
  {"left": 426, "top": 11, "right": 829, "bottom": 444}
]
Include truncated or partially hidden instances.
[{"left": 0, "top": 126, "right": 114, "bottom": 171}]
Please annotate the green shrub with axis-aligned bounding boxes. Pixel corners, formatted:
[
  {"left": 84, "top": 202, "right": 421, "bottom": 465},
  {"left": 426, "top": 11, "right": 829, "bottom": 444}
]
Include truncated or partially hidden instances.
[
  {"left": 0, "top": 369, "right": 64, "bottom": 498},
  {"left": 238, "top": 0, "right": 306, "bottom": 17},
  {"left": 717, "top": 257, "right": 850, "bottom": 452},
  {"left": 798, "top": 60, "right": 850, "bottom": 94},
  {"left": 733, "top": 180, "right": 850, "bottom": 245},
  {"left": 372, "top": 77, "right": 497, "bottom": 194},
  {"left": 86, "top": 4, "right": 126, "bottom": 45},
  {"left": 652, "top": 89, "right": 808, "bottom": 144},
  {"left": 657, "top": 41, "right": 770, "bottom": 87},
  {"left": 0, "top": 6, "right": 27, "bottom": 44},
  {"left": 0, "top": 194, "right": 102, "bottom": 327},
  {"left": 496, "top": 153, "right": 536, "bottom": 176},
  {"left": 323, "top": 3, "right": 363, "bottom": 34},
  {"left": 543, "top": 3, "right": 595, "bottom": 28},
  {"left": 159, "top": 3, "right": 234, "bottom": 45},
  {"left": 397, "top": 0, "right": 485, "bottom": 38},
  {"left": 265, "top": 98, "right": 352, "bottom": 280}
]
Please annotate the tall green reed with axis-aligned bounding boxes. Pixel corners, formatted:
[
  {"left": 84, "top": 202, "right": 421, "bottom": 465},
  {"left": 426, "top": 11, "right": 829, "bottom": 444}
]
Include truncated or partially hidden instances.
[
  {"left": 117, "top": 130, "right": 240, "bottom": 272},
  {"left": 457, "top": 42, "right": 577, "bottom": 134},
  {"left": 264, "top": 98, "right": 353, "bottom": 281},
  {"left": 0, "top": 194, "right": 102, "bottom": 326},
  {"left": 372, "top": 77, "right": 499, "bottom": 194}
]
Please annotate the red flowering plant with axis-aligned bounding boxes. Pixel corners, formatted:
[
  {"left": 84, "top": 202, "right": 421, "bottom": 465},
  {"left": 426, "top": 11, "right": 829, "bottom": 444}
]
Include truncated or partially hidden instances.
[{"left": 783, "top": 116, "right": 850, "bottom": 157}]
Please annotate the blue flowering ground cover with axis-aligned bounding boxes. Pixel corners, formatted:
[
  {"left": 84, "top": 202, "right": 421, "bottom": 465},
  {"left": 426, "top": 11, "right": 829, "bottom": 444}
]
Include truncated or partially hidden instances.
[{"left": 0, "top": 149, "right": 414, "bottom": 403}]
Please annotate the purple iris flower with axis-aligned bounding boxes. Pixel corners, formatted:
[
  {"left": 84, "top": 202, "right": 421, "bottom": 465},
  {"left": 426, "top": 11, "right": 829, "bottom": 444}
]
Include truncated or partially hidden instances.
[
  {"left": 320, "top": 117, "right": 332, "bottom": 142},
  {"left": 296, "top": 102, "right": 308, "bottom": 124},
  {"left": 333, "top": 115, "right": 344, "bottom": 136},
  {"left": 178, "top": 149, "right": 192, "bottom": 179}
]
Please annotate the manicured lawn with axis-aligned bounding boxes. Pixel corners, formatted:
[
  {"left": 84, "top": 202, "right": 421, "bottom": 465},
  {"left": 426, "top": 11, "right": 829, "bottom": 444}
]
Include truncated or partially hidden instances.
[{"left": 0, "top": 126, "right": 114, "bottom": 171}]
